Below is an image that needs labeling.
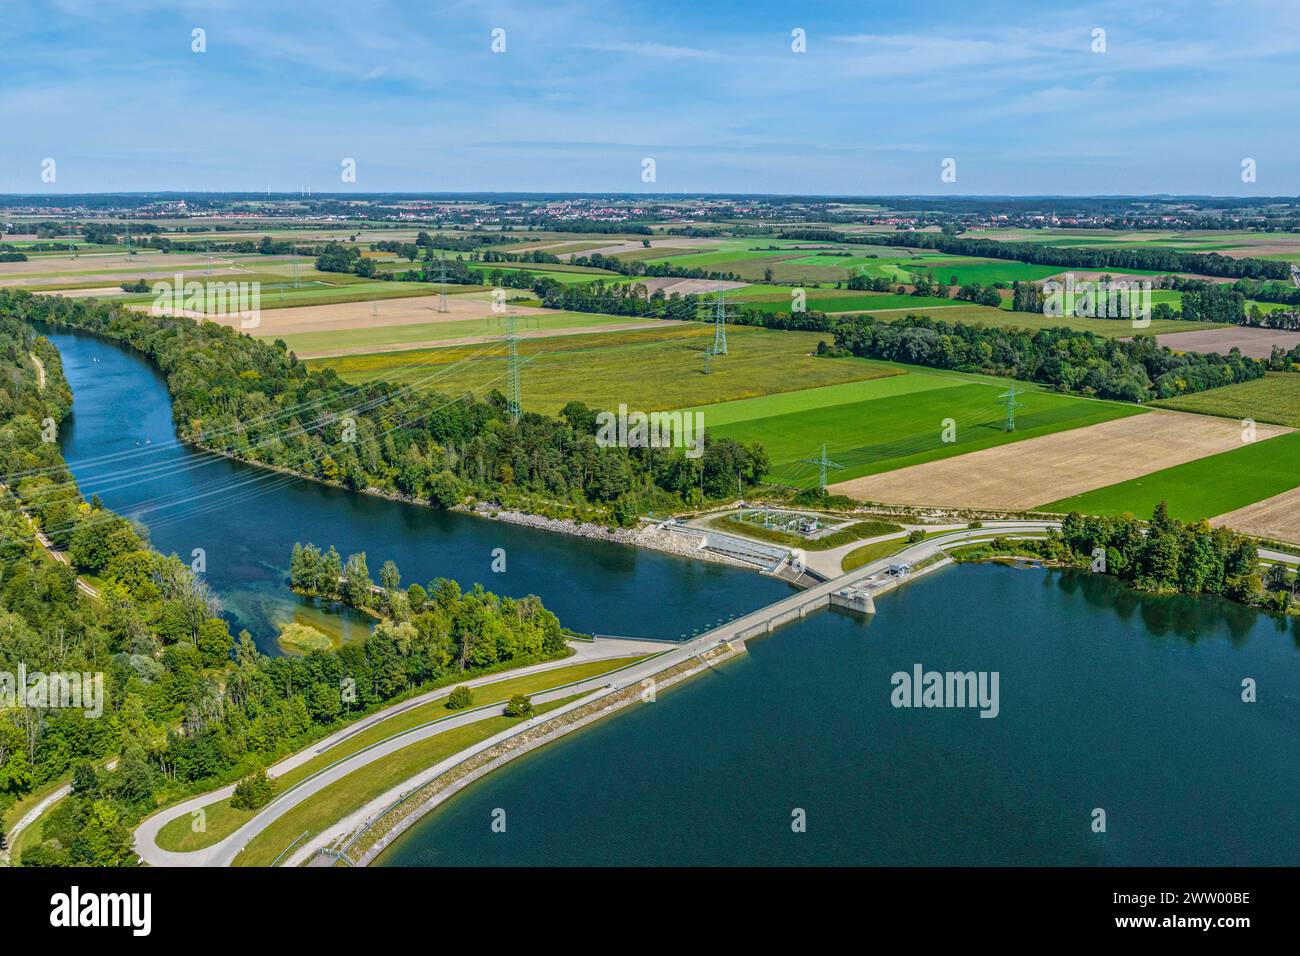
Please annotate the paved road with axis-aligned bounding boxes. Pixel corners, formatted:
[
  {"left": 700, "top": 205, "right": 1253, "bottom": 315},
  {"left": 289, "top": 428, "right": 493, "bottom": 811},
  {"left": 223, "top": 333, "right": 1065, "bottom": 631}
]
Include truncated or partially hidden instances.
[
  {"left": 134, "top": 523, "right": 1060, "bottom": 867},
  {"left": 133, "top": 636, "right": 674, "bottom": 866}
]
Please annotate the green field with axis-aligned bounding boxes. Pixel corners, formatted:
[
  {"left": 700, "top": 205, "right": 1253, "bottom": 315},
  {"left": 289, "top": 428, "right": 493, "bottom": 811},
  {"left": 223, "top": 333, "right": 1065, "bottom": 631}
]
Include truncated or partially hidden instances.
[
  {"left": 1040, "top": 431, "right": 1300, "bottom": 521},
  {"left": 1153, "top": 372, "right": 1300, "bottom": 428},
  {"left": 311, "top": 324, "right": 904, "bottom": 414},
  {"left": 901, "top": 259, "right": 1065, "bottom": 285},
  {"left": 699, "top": 370, "right": 1146, "bottom": 487}
]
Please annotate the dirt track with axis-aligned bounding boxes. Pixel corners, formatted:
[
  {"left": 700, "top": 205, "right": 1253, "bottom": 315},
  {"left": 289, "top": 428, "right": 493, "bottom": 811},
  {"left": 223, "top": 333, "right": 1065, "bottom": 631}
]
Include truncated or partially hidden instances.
[{"left": 828, "top": 410, "right": 1290, "bottom": 510}]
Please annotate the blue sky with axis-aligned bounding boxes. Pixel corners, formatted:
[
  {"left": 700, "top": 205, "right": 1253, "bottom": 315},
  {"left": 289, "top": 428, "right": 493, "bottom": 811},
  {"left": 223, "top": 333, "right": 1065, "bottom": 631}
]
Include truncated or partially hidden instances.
[{"left": 2, "top": 0, "right": 1297, "bottom": 196}]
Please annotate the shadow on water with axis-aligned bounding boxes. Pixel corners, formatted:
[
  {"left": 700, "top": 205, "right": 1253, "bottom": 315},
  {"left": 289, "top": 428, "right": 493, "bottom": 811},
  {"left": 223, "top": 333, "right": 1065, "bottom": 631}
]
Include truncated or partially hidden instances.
[{"left": 1051, "top": 566, "right": 1276, "bottom": 646}]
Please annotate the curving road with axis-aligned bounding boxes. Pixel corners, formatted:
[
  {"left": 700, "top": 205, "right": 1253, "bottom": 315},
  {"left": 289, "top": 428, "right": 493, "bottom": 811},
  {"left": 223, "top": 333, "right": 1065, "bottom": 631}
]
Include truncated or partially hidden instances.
[{"left": 133, "top": 636, "right": 674, "bottom": 866}]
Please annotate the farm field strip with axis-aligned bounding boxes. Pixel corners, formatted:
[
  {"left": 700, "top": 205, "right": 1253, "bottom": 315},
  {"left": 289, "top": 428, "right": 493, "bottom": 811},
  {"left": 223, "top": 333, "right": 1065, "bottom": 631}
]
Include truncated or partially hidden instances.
[
  {"left": 828, "top": 409, "right": 1283, "bottom": 510},
  {"left": 1154, "top": 372, "right": 1300, "bottom": 428},
  {"left": 710, "top": 379, "right": 1144, "bottom": 488},
  {"left": 687, "top": 372, "right": 958, "bottom": 427},
  {"left": 1210, "top": 486, "right": 1300, "bottom": 546},
  {"left": 1041, "top": 429, "right": 1300, "bottom": 524},
  {"left": 287, "top": 316, "right": 682, "bottom": 359}
]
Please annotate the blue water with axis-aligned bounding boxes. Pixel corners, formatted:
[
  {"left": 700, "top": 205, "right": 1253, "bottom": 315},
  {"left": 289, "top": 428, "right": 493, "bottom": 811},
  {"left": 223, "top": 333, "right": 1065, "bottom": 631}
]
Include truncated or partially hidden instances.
[{"left": 382, "top": 564, "right": 1300, "bottom": 866}]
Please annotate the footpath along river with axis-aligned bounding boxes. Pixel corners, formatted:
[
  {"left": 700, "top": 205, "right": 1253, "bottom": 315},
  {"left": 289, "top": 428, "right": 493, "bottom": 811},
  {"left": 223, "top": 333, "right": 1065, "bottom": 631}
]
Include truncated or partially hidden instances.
[{"left": 46, "top": 328, "right": 1300, "bottom": 865}]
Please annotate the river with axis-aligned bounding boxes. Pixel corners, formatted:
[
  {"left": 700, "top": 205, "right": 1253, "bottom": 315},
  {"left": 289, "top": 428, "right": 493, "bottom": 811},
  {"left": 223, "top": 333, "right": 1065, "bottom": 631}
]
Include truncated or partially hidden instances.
[
  {"left": 48, "top": 328, "right": 1300, "bottom": 866},
  {"left": 47, "top": 328, "right": 792, "bottom": 652}
]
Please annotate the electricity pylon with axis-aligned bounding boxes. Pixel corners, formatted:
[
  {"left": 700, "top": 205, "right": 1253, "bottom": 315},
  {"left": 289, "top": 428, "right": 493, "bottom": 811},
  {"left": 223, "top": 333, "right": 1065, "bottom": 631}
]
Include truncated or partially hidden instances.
[
  {"left": 800, "top": 443, "right": 844, "bottom": 493},
  {"left": 712, "top": 290, "right": 733, "bottom": 356},
  {"left": 997, "top": 385, "right": 1025, "bottom": 432},
  {"left": 504, "top": 311, "right": 522, "bottom": 422},
  {"left": 439, "top": 254, "right": 449, "bottom": 312}
]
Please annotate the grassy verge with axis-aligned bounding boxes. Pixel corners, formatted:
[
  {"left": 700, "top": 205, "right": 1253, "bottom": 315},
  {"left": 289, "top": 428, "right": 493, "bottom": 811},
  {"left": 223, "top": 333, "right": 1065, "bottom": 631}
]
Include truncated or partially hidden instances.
[
  {"left": 840, "top": 536, "right": 912, "bottom": 572},
  {"left": 155, "top": 801, "right": 257, "bottom": 853}
]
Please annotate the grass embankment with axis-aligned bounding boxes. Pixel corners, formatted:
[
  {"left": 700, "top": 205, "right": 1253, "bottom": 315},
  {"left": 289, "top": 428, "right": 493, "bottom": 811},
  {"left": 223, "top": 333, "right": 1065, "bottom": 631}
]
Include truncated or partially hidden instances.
[
  {"left": 153, "top": 656, "right": 645, "bottom": 853},
  {"left": 235, "top": 696, "right": 582, "bottom": 867},
  {"left": 839, "top": 529, "right": 950, "bottom": 572},
  {"left": 2, "top": 755, "right": 118, "bottom": 863},
  {"left": 839, "top": 536, "right": 912, "bottom": 572},
  {"left": 709, "top": 515, "right": 901, "bottom": 551}
]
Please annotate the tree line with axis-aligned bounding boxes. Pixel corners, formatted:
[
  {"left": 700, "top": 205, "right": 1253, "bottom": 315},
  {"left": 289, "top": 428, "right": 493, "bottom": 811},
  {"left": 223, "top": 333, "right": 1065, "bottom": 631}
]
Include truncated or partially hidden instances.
[
  {"left": 0, "top": 290, "right": 769, "bottom": 527},
  {"left": 824, "top": 313, "right": 1268, "bottom": 402}
]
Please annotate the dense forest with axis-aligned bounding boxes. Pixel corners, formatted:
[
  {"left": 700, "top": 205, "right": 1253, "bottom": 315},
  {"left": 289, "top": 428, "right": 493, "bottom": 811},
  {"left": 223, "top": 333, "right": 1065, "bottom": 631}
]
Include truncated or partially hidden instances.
[
  {"left": 824, "top": 314, "right": 1270, "bottom": 402},
  {"left": 0, "top": 312, "right": 579, "bottom": 865},
  {"left": 0, "top": 290, "right": 768, "bottom": 525}
]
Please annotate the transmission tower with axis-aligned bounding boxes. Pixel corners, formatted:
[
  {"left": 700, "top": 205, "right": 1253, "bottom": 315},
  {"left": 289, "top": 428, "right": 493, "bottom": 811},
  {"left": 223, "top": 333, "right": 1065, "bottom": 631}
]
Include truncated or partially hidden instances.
[
  {"left": 997, "top": 385, "right": 1025, "bottom": 432},
  {"left": 438, "top": 254, "right": 449, "bottom": 312},
  {"left": 711, "top": 287, "right": 729, "bottom": 356},
  {"left": 800, "top": 443, "right": 844, "bottom": 492},
  {"left": 703, "top": 344, "right": 714, "bottom": 375},
  {"left": 505, "top": 311, "right": 522, "bottom": 422},
  {"left": 1290, "top": 264, "right": 1300, "bottom": 289}
]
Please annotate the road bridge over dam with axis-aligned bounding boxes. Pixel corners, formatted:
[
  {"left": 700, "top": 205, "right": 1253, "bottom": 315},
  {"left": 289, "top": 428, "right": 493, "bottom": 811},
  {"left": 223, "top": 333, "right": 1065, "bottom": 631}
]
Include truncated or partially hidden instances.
[{"left": 704, "top": 521, "right": 1060, "bottom": 648}]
